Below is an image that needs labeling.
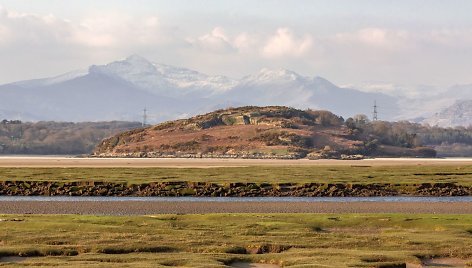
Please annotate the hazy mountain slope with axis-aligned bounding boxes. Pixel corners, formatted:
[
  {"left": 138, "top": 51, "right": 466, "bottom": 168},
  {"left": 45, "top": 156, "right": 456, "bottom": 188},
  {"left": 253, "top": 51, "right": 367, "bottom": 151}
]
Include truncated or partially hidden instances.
[
  {"left": 0, "top": 55, "right": 398, "bottom": 123},
  {"left": 223, "top": 69, "right": 397, "bottom": 119},
  {"left": 423, "top": 100, "right": 472, "bottom": 127},
  {"left": 0, "top": 72, "right": 183, "bottom": 122}
]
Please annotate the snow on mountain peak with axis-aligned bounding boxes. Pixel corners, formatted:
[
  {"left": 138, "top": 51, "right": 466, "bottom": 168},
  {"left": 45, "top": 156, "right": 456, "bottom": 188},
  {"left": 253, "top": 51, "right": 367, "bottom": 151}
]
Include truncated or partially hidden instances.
[
  {"left": 152, "top": 63, "right": 237, "bottom": 91},
  {"left": 12, "top": 69, "right": 88, "bottom": 88},
  {"left": 259, "top": 68, "right": 300, "bottom": 80},
  {"left": 90, "top": 54, "right": 157, "bottom": 77},
  {"left": 422, "top": 99, "right": 472, "bottom": 127},
  {"left": 243, "top": 68, "right": 304, "bottom": 84},
  {"left": 88, "top": 55, "right": 236, "bottom": 94}
]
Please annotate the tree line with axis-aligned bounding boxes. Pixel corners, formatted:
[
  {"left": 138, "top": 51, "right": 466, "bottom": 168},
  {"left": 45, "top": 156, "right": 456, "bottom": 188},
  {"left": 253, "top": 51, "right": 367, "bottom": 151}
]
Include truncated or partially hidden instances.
[
  {"left": 346, "top": 115, "right": 472, "bottom": 156},
  {"left": 0, "top": 121, "right": 142, "bottom": 155}
]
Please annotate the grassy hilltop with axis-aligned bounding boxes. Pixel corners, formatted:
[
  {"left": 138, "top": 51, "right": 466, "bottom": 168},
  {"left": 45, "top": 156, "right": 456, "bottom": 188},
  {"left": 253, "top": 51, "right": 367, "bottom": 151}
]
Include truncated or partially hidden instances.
[{"left": 94, "top": 106, "right": 437, "bottom": 159}]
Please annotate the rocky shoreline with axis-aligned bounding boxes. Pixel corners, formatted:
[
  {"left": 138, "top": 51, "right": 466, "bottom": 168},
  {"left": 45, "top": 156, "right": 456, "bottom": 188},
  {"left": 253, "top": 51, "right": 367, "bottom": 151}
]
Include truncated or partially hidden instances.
[
  {"left": 1, "top": 181, "right": 470, "bottom": 197},
  {"left": 93, "top": 152, "right": 305, "bottom": 159},
  {"left": 92, "top": 152, "right": 365, "bottom": 160}
]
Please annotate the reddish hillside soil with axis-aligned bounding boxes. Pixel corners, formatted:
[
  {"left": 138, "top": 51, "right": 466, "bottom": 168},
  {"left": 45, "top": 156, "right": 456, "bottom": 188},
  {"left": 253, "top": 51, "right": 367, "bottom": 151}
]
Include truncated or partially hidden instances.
[{"left": 93, "top": 106, "right": 430, "bottom": 159}]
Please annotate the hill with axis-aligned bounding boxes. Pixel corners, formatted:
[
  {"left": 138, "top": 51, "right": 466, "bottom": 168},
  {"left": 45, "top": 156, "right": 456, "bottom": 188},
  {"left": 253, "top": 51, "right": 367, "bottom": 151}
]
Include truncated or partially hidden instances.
[{"left": 93, "top": 106, "right": 436, "bottom": 159}]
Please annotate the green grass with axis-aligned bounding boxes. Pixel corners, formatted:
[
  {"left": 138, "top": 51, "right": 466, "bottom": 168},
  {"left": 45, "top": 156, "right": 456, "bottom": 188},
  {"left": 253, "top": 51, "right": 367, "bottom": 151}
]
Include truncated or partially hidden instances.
[
  {"left": 1, "top": 165, "right": 472, "bottom": 185},
  {"left": 0, "top": 214, "right": 471, "bottom": 267}
]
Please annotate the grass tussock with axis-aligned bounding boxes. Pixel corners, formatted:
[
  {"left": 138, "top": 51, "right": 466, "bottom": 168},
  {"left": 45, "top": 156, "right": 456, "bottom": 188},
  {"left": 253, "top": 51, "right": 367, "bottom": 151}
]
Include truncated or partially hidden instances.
[
  {"left": 0, "top": 214, "right": 471, "bottom": 267},
  {"left": 224, "top": 246, "right": 247, "bottom": 254},
  {"left": 97, "top": 246, "right": 176, "bottom": 254},
  {"left": 1, "top": 164, "right": 472, "bottom": 186},
  {"left": 0, "top": 248, "right": 78, "bottom": 257}
]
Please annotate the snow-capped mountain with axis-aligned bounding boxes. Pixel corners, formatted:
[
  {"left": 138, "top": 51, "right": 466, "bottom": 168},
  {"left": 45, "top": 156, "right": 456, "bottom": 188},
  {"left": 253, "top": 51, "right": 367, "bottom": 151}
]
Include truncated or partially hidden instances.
[
  {"left": 89, "top": 55, "right": 236, "bottom": 97},
  {"left": 343, "top": 82, "right": 444, "bottom": 98},
  {"left": 0, "top": 55, "right": 398, "bottom": 123},
  {"left": 348, "top": 82, "right": 472, "bottom": 125},
  {"left": 422, "top": 100, "right": 472, "bottom": 127},
  {"left": 13, "top": 70, "right": 88, "bottom": 88},
  {"left": 227, "top": 68, "right": 397, "bottom": 119}
]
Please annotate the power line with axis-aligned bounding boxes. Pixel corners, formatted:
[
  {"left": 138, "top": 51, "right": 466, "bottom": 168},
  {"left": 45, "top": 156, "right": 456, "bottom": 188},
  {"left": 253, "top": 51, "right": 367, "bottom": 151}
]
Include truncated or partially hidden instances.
[
  {"left": 373, "top": 100, "right": 378, "bottom": 121},
  {"left": 142, "top": 107, "right": 147, "bottom": 127}
]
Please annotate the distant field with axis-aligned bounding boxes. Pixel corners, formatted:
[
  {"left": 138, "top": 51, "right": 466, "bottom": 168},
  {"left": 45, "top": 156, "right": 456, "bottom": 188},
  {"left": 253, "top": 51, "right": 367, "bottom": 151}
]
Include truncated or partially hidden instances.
[
  {"left": 0, "top": 213, "right": 471, "bottom": 267},
  {"left": 1, "top": 165, "right": 472, "bottom": 185}
]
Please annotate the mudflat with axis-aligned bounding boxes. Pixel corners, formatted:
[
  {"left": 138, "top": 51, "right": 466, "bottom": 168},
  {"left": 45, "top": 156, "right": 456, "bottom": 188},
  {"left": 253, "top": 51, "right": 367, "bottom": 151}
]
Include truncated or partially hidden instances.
[
  {"left": 1, "top": 201, "right": 471, "bottom": 215},
  {"left": 1, "top": 156, "right": 472, "bottom": 168}
]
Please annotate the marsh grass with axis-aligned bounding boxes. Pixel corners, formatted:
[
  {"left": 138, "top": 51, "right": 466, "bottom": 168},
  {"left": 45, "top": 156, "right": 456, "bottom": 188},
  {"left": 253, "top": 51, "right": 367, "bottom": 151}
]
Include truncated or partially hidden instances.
[
  {"left": 0, "top": 213, "right": 471, "bottom": 267},
  {"left": 0, "top": 165, "right": 472, "bottom": 186}
]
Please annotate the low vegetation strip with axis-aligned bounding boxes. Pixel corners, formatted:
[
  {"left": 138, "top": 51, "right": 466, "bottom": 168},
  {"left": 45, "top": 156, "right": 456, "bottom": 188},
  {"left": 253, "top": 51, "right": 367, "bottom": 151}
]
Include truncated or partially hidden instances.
[
  {"left": 1, "top": 165, "right": 472, "bottom": 184},
  {"left": 0, "top": 214, "right": 471, "bottom": 267},
  {"left": 0, "top": 181, "right": 470, "bottom": 197},
  {"left": 0, "top": 165, "right": 471, "bottom": 196}
]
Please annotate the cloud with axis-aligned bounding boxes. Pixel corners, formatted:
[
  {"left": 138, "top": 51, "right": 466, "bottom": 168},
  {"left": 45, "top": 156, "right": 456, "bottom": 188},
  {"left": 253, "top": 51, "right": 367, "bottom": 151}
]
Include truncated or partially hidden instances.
[
  {"left": 0, "top": 23, "right": 10, "bottom": 44},
  {"left": 0, "top": 5, "right": 6, "bottom": 18},
  {"left": 190, "top": 27, "right": 233, "bottom": 52},
  {"left": 2, "top": 3, "right": 472, "bottom": 87},
  {"left": 334, "top": 28, "right": 410, "bottom": 50},
  {"left": 0, "top": 8, "right": 70, "bottom": 45},
  {"left": 0, "top": 6, "right": 165, "bottom": 48},
  {"left": 188, "top": 27, "right": 314, "bottom": 58},
  {"left": 71, "top": 13, "right": 163, "bottom": 47},
  {"left": 233, "top": 32, "right": 256, "bottom": 51},
  {"left": 188, "top": 27, "right": 258, "bottom": 54},
  {"left": 427, "top": 29, "right": 472, "bottom": 48},
  {"left": 331, "top": 27, "right": 472, "bottom": 53},
  {"left": 262, "top": 28, "right": 313, "bottom": 58}
]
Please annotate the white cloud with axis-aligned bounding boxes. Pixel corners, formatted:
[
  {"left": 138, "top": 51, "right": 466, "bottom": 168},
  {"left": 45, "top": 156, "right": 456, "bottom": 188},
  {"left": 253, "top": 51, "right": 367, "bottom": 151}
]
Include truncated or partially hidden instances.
[
  {"left": 188, "top": 27, "right": 314, "bottom": 58},
  {"left": 1, "top": 3, "right": 472, "bottom": 87},
  {"left": 331, "top": 27, "right": 472, "bottom": 53},
  {"left": 0, "top": 9, "right": 70, "bottom": 45},
  {"left": 233, "top": 32, "right": 256, "bottom": 51},
  {"left": 262, "top": 28, "right": 313, "bottom": 58},
  {"left": 188, "top": 27, "right": 259, "bottom": 55},
  {"left": 0, "top": 23, "right": 10, "bottom": 44},
  {"left": 334, "top": 28, "right": 410, "bottom": 50},
  {"left": 427, "top": 29, "right": 472, "bottom": 48},
  {"left": 72, "top": 14, "right": 163, "bottom": 47},
  {"left": 190, "top": 27, "right": 233, "bottom": 52},
  {"left": 0, "top": 5, "right": 6, "bottom": 18},
  {"left": 0, "top": 6, "right": 165, "bottom": 48}
]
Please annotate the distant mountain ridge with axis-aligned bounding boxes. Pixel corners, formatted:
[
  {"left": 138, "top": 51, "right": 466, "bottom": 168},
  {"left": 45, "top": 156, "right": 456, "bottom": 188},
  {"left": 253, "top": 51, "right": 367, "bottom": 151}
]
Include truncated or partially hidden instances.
[
  {"left": 0, "top": 55, "right": 403, "bottom": 123},
  {"left": 422, "top": 100, "right": 472, "bottom": 127}
]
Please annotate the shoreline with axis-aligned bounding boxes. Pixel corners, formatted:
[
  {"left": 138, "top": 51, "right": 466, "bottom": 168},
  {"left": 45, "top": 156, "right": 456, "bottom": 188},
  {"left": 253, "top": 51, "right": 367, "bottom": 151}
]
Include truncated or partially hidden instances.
[{"left": 2, "top": 156, "right": 472, "bottom": 167}]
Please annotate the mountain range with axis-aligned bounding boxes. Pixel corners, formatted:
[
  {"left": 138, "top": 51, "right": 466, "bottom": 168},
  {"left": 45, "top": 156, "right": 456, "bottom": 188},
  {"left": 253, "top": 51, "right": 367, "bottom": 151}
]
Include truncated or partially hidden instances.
[
  {"left": 0, "top": 54, "right": 471, "bottom": 127},
  {"left": 422, "top": 100, "right": 472, "bottom": 127}
]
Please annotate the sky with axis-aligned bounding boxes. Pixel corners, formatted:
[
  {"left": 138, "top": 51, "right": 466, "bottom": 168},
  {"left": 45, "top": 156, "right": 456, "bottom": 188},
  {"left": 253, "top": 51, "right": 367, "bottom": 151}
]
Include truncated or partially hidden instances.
[{"left": 1, "top": 0, "right": 472, "bottom": 88}]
